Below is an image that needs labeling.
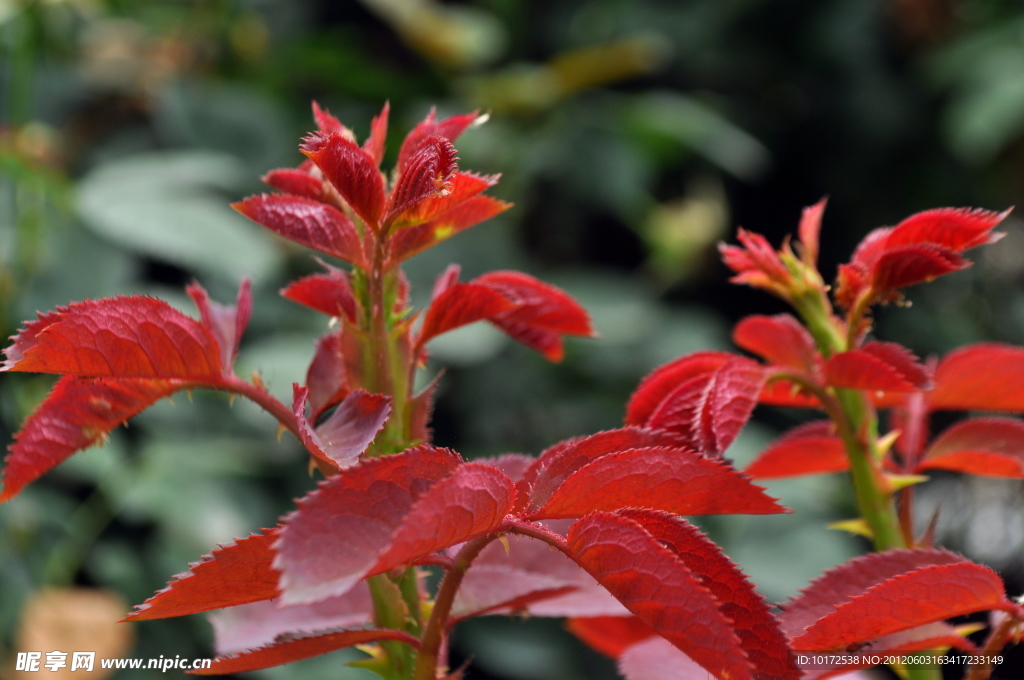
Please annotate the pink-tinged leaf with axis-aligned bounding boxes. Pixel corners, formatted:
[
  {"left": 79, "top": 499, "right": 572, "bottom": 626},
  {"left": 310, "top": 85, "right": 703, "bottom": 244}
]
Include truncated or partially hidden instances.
[
  {"left": 3, "top": 296, "right": 223, "bottom": 380},
  {"left": 397, "top": 107, "right": 480, "bottom": 174},
  {"left": 389, "top": 195, "right": 512, "bottom": 262},
  {"left": 394, "top": 172, "right": 499, "bottom": 229},
  {"left": 1, "top": 376, "right": 184, "bottom": 502},
  {"left": 275, "top": 446, "right": 461, "bottom": 605},
  {"left": 408, "top": 372, "right": 442, "bottom": 443},
  {"left": 211, "top": 584, "right": 372, "bottom": 655},
  {"left": 733, "top": 314, "right": 819, "bottom": 372},
  {"left": 824, "top": 342, "right": 929, "bottom": 392},
  {"left": 886, "top": 207, "right": 1008, "bottom": 253},
  {"left": 233, "top": 194, "right": 366, "bottom": 266},
  {"left": 311, "top": 101, "right": 347, "bottom": 136},
  {"left": 262, "top": 168, "right": 324, "bottom": 201},
  {"left": 646, "top": 357, "right": 767, "bottom": 457},
  {"left": 193, "top": 628, "right": 419, "bottom": 676},
  {"left": 930, "top": 343, "right": 1024, "bottom": 412},
  {"left": 567, "top": 617, "right": 656, "bottom": 658},
  {"left": 619, "top": 637, "right": 720, "bottom": 680},
  {"left": 531, "top": 447, "right": 785, "bottom": 519},
  {"left": 625, "top": 352, "right": 734, "bottom": 427},
  {"left": 126, "top": 529, "right": 280, "bottom": 620},
  {"left": 418, "top": 283, "right": 516, "bottom": 346},
  {"left": 918, "top": 417, "right": 1024, "bottom": 478},
  {"left": 524, "top": 427, "right": 680, "bottom": 512},
  {"left": 798, "top": 198, "right": 827, "bottom": 265},
  {"left": 792, "top": 561, "right": 1010, "bottom": 650},
  {"left": 870, "top": 243, "right": 965, "bottom": 293},
  {"left": 478, "top": 453, "right": 534, "bottom": 483},
  {"left": 432, "top": 264, "right": 462, "bottom": 300},
  {"left": 369, "top": 462, "right": 514, "bottom": 575},
  {"left": 281, "top": 269, "right": 357, "bottom": 323},
  {"left": 566, "top": 511, "right": 755, "bottom": 680},
  {"left": 186, "top": 279, "right": 252, "bottom": 374},
  {"left": 779, "top": 549, "right": 969, "bottom": 639},
  {"left": 303, "top": 132, "right": 386, "bottom": 229},
  {"left": 305, "top": 331, "right": 347, "bottom": 421},
  {"left": 384, "top": 136, "right": 458, "bottom": 227},
  {"left": 745, "top": 421, "right": 849, "bottom": 479},
  {"left": 618, "top": 510, "right": 799, "bottom": 680},
  {"left": 292, "top": 386, "right": 391, "bottom": 468},
  {"left": 362, "top": 101, "right": 389, "bottom": 166}
]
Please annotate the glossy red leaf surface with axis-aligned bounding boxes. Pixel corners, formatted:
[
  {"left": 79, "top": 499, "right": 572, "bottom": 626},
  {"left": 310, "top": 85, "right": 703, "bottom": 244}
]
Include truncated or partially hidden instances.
[
  {"left": 870, "top": 244, "right": 965, "bottom": 293},
  {"left": 1, "top": 376, "right": 184, "bottom": 502},
  {"left": 418, "top": 283, "right": 516, "bottom": 346},
  {"left": 304, "top": 331, "right": 347, "bottom": 421},
  {"left": 211, "top": 584, "right": 372, "bottom": 655},
  {"left": 292, "top": 386, "right": 391, "bottom": 468},
  {"left": 918, "top": 417, "right": 1024, "bottom": 477},
  {"left": 930, "top": 343, "right": 1024, "bottom": 412},
  {"left": 618, "top": 637, "right": 718, "bottom": 680},
  {"left": 193, "top": 628, "right": 418, "bottom": 676},
  {"left": 646, "top": 357, "right": 767, "bottom": 457},
  {"left": 566, "top": 511, "right": 756, "bottom": 680},
  {"left": 385, "top": 136, "right": 458, "bottom": 227},
  {"left": 619, "top": 509, "right": 799, "bottom": 680},
  {"left": 757, "top": 378, "right": 823, "bottom": 409},
  {"left": 362, "top": 101, "right": 389, "bottom": 166},
  {"left": 3, "top": 296, "right": 223, "bottom": 380},
  {"left": 396, "top": 108, "right": 480, "bottom": 174},
  {"left": 744, "top": 421, "right": 849, "bottom": 479},
  {"left": 311, "top": 101, "right": 347, "bottom": 136},
  {"left": 370, "top": 462, "right": 514, "bottom": 575},
  {"left": 886, "top": 207, "right": 1007, "bottom": 252},
  {"left": 792, "top": 561, "right": 1010, "bottom": 650},
  {"left": 233, "top": 194, "right": 366, "bottom": 266},
  {"left": 261, "top": 168, "right": 323, "bottom": 201},
  {"left": 733, "top": 314, "right": 819, "bottom": 372},
  {"left": 780, "top": 549, "right": 970, "bottom": 639},
  {"left": 302, "top": 132, "right": 386, "bottom": 228},
  {"left": 532, "top": 446, "right": 785, "bottom": 518},
  {"left": 389, "top": 194, "right": 511, "bottom": 262},
  {"left": 127, "top": 529, "right": 280, "bottom": 620},
  {"left": 394, "top": 172, "right": 498, "bottom": 228},
  {"left": 625, "top": 352, "right": 734, "bottom": 427},
  {"left": 798, "top": 198, "right": 827, "bottom": 265},
  {"left": 281, "top": 270, "right": 357, "bottom": 322},
  {"left": 566, "top": 616, "right": 656, "bottom": 658},
  {"left": 186, "top": 280, "right": 251, "bottom": 374},
  {"left": 823, "top": 342, "right": 929, "bottom": 392},
  {"left": 275, "top": 446, "right": 461, "bottom": 605}
]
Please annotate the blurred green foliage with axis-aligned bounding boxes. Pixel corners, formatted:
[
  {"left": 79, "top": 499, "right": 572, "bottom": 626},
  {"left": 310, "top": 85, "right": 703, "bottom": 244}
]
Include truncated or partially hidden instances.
[{"left": 2, "top": 0, "right": 1024, "bottom": 678}]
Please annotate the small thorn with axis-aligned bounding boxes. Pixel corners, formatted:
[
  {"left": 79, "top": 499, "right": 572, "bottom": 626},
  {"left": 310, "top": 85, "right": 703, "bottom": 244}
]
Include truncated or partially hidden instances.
[
  {"left": 186, "top": 388, "right": 194, "bottom": 403},
  {"left": 827, "top": 518, "right": 873, "bottom": 538},
  {"left": 277, "top": 423, "right": 287, "bottom": 441},
  {"left": 498, "top": 535, "right": 510, "bottom": 555},
  {"left": 251, "top": 372, "right": 266, "bottom": 390},
  {"left": 228, "top": 393, "right": 236, "bottom": 407}
]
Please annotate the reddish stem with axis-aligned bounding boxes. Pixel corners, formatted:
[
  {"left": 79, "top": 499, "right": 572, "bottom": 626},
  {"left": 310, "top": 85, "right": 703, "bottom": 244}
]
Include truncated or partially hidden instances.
[{"left": 221, "top": 375, "right": 300, "bottom": 439}]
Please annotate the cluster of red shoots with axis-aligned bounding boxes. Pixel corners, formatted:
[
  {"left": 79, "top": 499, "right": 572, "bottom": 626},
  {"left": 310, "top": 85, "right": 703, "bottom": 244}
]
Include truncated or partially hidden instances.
[{"left": 3, "top": 102, "right": 1024, "bottom": 680}]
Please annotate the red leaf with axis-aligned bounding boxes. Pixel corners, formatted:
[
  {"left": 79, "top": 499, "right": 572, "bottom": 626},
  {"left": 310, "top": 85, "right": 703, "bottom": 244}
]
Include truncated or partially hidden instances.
[
  {"left": 473, "top": 271, "right": 594, "bottom": 361},
  {"left": 262, "top": 168, "right": 323, "bottom": 201},
  {"left": 798, "top": 198, "right": 827, "bottom": 266},
  {"left": 304, "top": 331, "right": 348, "bottom": 421},
  {"left": 193, "top": 628, "right": 418, "bottom": 676},
  {"left": 311, "top": 101, "right": 347, "bottom": 136},
  {"left": 566, "top": 511, "right": 755, "bottom": 680},
  {"left": 418, "top": 282, "right": 516, "bottom": 346},
  {"left": 389, "top": 195, "right": 511, "bottom": 262},
  {"left": 302, "top": 132, "right": 387, "bottom": 229},
  {"left": 733, "top": 314, "right": 819, "bottom": 372},
  {"left": 930, "top": 343, "right": 1024, "bottom": 412},
  {"left": 233, "top": 194, "right": 366, "bottom": 266},
  {"left": 3, "top": 296, "right": 223, "bottom": 380},
  {"left": 292, "top": 386, "right": 391, "bottom": 468},
  {"left": 393, "top": 172, "right": 499, "bottom": 229},
  {"left": 275, "top": 446, "right": 461, "bottom": 605},
  {"left": 186, "top": 279, "right": 252, "bottom": 374},
  {"left": 281, "top": 267, "right": 357, "bottom": 323},
  {"left": 126, "top": 529, "right": 280, "bottom": 621},
  {"left": 385, "top": 136, "right": 458, "bottom": 227},
  {"left": 646, "top": 357, "right": 767, "bottom": 457},
  {"left": 757, "top": 379, "right": 823, "bottom": 408},
  {"left": 617, "top": 509, "right": 799, "bottom": 680},
  {"left": 396, "top": 107, "right": 480, "bottom": 174},
  {"left": 1, "top": 377, "right": 184, "bottom": 502},
  {"left": 370, "top": 462, "right": 515, "bottom": 575},
  {"left": 824, "top": 342, "right": 929, "bottom": 392},
  {"left": 362, "top": 101, "right": 389, "bottom": 166},
  {"left": 625, "top": 352, "right": 733, "bottom": 427},
  {"left": 886, "top": 207, "right": 1007, "bottom": 252},
  {"left": 530, "top": 447, "right": 786, "bottom": 518},
  {"left": 618, "top": 636, "right": 719, "bottom": 680},
  {"left": 779, "top": 549, "right": 970, "bottom": 639},
  {"left": 918, "top": 417, "right": 1024, "bottom": 478},
  {"left": 567, "top": 617, "right": 656, "bottom": 658},
  {"left": 870, "top": 244, "right": 965, "bottom": 293},
  {"left": 744, "top": 421, "right": 849, "bottom": 479},
  {"left": 211, "top": 584, "right": 372, "bottom": 655},
  {"left": 792, "top": 561, "right": 1010, "bottom": 650}
]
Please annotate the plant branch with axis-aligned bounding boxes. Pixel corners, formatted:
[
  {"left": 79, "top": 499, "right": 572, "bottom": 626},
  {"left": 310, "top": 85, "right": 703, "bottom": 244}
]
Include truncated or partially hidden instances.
[
  {"left": 966, "top": 615, "right": 1018, "bottom": 680},
  {"left": 221, "top": 376, "right": 300, "bottom": 439}
]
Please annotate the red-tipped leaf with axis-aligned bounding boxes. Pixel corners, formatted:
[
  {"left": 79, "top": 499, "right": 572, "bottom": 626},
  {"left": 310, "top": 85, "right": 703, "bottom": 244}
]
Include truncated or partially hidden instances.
[
  {"left": 292, "top": 386, "right": 391, "bottom": 468},
  {"left": 930, "top": 343, "right": 1024, "bottom": 412},
  {"left": 262, "top": 168, "right": 324, "bottom": 201},
  {"left": 733, "top": 314, "right": 819, "bottom": 372},
  {"left": 384, "top": 136, "right": 458, "bottom": 227},
  {"left": 362, "top": 101, "right": 389, "bottom": 166},
  {"left": 418, "top": 282, "right": 516, "bottom": 346},
  {"left": 281, "top": 269, "right": 357, "bottom": 322},
  {"left": 396, "top": 108, "right": 480, "bottom": 174},
  {"left": 745, "top": 421, "right": 849, "bottom": 479},
  {"left": 823, "top": 342, "right": 929, "bottom": 392},
  {"left": 302, "top": 133, "right": 386, "bottom": 229},
  {"left": 186, "top": 279, "right": 251, "bottom": 374},
  {"left": 389, "top": 195, "right": 511, "bottom": 262},
  {"left": 918, "top": 417, "right": 1024, "bottom": 477},
  {"left": 626, "top": 352, "right": 734, "bottom": 426}
]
